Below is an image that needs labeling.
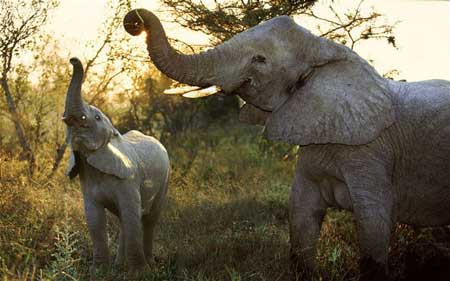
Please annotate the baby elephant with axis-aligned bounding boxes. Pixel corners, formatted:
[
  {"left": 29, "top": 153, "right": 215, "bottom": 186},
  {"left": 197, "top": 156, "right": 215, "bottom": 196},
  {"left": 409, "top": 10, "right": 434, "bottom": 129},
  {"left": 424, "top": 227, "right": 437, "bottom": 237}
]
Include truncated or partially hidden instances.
[{"left": 63, "top": 58, "right": 170, "bottom": 277}]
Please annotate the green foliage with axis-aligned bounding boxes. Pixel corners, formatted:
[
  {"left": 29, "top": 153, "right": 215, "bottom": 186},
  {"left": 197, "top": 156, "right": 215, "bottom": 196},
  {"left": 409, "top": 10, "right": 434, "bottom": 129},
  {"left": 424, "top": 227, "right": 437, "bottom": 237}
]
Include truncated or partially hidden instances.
[
  {"left": 115, "top": 69, "right": 240, "bottom": 142},
  {"left": 43, "top": 223, "right": 82, "bottom": 280}
]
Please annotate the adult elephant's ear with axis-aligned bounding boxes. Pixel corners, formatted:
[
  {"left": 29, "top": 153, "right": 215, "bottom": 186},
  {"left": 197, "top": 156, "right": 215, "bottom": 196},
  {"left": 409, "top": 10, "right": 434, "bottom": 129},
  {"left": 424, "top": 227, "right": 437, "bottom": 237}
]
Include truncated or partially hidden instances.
[
  {"left": 265, "top": 57, "right": 395, "bottom": 145},
  {"left": 239, "top": 103, "right": 271, "bottom": 126},
  {"left": 87, "top": 135, "right": 136, "bottom": 179}
]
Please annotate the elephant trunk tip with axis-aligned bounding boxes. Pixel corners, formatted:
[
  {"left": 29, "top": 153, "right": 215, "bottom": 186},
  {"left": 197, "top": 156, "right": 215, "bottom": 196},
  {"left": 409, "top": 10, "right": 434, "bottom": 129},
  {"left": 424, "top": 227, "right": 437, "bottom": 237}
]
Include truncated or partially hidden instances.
[
  {"left": 69, "top": 57, "right": 84, "bottom": 78},
  {"left": 70, "top": 57, "right": 82, "bottom": 66},
  {"left": 123, "top": 9, "right": 148, "bottom": 36}
]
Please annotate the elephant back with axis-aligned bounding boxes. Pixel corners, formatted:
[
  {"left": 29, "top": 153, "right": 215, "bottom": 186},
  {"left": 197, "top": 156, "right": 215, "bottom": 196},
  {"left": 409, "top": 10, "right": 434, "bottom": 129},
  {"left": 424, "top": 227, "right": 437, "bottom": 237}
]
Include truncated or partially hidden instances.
[
  {"left": 122, "top": 130, "right": 169, "bottom": 183},
  {"left": 122, "top": 130, "right": 170, "bottom": 214}
]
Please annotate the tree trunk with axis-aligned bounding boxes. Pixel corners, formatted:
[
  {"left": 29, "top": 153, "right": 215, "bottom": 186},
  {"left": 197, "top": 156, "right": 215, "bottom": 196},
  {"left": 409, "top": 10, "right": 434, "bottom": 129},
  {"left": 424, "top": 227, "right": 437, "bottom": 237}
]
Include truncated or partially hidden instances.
[{"left": 0, "top": 77, "right": 35, "bottom": 176}]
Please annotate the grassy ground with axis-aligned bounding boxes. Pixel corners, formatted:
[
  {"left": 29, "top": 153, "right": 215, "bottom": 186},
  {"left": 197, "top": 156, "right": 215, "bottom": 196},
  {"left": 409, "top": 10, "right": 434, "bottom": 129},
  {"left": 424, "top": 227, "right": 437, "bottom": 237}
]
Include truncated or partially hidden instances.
[{"left": 1, "top": 123, "right": 449, "bottom": 281}]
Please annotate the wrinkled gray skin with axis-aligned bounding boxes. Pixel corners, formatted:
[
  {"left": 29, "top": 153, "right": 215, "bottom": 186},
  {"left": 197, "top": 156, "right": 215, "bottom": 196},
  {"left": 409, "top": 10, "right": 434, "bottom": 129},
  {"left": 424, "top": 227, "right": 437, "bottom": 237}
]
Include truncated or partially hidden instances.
[
  {"left": 63, "top": 58, "right": 170, "bottom": 277},
  {"left": 123, "top": 9, "right": 450, "bottom": 280}
]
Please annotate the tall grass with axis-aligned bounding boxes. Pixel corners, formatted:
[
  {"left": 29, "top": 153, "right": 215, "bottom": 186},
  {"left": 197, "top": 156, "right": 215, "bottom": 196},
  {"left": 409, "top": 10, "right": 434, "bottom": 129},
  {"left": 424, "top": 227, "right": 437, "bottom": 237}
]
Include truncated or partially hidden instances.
[{"left": 1, "top": 123, "right": 448, "bottom": 280}]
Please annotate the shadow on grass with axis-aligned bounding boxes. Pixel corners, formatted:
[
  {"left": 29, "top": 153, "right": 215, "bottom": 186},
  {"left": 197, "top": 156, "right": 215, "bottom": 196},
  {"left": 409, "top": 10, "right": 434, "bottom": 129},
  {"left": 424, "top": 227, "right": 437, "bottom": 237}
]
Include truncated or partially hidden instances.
[
  {"left": 150, "top": 198, "right": 450, "bottom": 281},
  {"left": 155, "top": 197, "right": 291, "bottom": 280},
  {"left": 389, "top": 226, "right": 450, "bottom": 281}
]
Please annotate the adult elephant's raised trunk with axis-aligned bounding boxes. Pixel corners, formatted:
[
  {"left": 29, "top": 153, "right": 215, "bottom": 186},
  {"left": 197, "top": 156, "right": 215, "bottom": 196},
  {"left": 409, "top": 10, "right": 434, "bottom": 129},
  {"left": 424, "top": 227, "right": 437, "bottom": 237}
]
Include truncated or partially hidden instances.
[
  {"left": 123, "top": 9, "right": 222, "bottom": 87},
  {"left": 63, "top": 58, "right": 88, "bottom": 119}
]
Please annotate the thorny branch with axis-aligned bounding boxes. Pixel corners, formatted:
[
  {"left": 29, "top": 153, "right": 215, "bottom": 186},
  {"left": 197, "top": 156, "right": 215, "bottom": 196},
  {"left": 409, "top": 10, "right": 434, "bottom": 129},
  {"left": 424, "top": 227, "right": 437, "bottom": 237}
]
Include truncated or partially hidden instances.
[{"left": 304, "top": 0, "right": 397, "bottom": 49}]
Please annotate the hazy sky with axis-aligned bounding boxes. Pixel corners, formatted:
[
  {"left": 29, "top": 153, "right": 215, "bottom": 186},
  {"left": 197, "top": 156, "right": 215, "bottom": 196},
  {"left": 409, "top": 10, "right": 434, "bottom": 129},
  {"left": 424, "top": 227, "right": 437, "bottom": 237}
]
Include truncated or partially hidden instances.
[{"left": 49, "top": 0, "right": 449, "bottom": 82}]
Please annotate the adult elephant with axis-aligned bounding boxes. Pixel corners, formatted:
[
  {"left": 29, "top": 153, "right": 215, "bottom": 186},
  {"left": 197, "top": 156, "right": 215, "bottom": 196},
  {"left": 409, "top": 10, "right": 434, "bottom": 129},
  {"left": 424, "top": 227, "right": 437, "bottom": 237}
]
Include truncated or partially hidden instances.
[{"left": 123, "top": 9, "right": 450, "bottom": 280}]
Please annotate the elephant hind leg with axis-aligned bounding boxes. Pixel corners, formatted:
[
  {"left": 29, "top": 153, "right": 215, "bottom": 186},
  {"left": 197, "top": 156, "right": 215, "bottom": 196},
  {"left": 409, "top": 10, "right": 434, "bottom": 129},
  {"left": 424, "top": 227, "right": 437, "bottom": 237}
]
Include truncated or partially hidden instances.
[
  {"left": 142, "top": 187, "right": 167, "bottom": 263},
  {"left": 142, "top": 211, "right": 161, "bottom": 264},
  {"left": 142, "top": 178, "right": 168, "bottom": 264}
]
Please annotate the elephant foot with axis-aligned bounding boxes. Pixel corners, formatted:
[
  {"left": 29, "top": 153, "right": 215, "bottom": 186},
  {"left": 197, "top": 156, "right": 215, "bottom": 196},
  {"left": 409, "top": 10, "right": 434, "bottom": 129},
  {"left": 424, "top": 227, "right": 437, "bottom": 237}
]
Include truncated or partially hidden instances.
[
  {"left": 89, "top": 262, "right": 110, "bottom": 280},
  {"left": 115, "top": 255, "right": 126, "bottom": 271},
  {"left": 125, "top": 263, "right": 151, "bottom": 280},
  {"left": 289, "top": 251, "right": 317, "bottom": 281},
  {"left": 145, "top": 255, "right": 155, "bottom": 266},
  {"left": 359, "top": 257, "right": 388, "bottom": 281}
]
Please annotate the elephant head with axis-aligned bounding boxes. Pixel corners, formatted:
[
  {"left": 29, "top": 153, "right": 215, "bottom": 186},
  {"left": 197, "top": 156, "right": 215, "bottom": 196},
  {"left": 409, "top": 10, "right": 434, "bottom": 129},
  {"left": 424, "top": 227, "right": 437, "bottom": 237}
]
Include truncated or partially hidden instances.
[
  {"left": 63, "top": 58, "right": 134, "bottom": 179},
  {"left": 124, "top": 9, "right": 395, "bottom": 145}
]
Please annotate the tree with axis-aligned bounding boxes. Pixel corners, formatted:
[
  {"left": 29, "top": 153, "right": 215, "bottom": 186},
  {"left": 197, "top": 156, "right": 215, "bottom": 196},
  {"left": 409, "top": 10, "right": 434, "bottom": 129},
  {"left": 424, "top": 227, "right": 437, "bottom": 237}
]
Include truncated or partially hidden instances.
[
  {"left": 161, "top": 0, "right": 396, "bottom": 49},
  {"left": 81, "top": 0, "right": 135, "bottom": 109},
  {"left": 303, "top": 0, "right": 397, "bottom": 50},
  {"left": 0, "top": 0, "right": 135, "bottom": 178},
  {"left": 161, "top": 0, "right": 317, "bottom": 44},
  {"left": 0, "top": 0, "right": 59, "bottom": 176}
]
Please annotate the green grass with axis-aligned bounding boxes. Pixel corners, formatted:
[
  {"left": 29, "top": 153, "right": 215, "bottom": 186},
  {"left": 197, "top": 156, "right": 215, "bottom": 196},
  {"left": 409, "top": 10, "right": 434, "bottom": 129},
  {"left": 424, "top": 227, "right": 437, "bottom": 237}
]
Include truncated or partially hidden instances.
[{"left": 1, "top": 123, "right": 448, "bottom": 280}]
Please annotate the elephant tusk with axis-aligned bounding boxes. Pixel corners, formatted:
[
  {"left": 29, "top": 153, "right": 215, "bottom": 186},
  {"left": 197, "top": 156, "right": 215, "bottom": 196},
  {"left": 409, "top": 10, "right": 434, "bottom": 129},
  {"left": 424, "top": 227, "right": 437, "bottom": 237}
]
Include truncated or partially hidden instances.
[
  {"left": 163, "top": 85, "right": 222, "bottom": 98},
  {"left": 163, "top": 85, "right": 201, "bottom": 95},
  {"left": 182, "top": 85, "right": 221, "bottom": 98}
]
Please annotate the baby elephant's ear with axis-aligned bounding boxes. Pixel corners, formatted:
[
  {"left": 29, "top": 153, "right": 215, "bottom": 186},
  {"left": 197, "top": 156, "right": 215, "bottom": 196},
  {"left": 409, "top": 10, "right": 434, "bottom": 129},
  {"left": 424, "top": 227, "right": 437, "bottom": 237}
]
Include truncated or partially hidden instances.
[
  {"left": 66, "top": 128, "right": 79, "bottom": 179},
  {"left": 67, "top": 151, "right": 79, "bottom": 179},
  {"left": 239, "top": 103, "right": 271, "bottom": 126},
  {"left": 87, "top": 136, "right": 135, "bottom": 179}
]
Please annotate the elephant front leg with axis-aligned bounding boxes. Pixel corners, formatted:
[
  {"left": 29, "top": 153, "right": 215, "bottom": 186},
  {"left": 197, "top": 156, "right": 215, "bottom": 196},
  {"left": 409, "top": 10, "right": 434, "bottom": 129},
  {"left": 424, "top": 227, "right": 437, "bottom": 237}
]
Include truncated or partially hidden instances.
[
  {"left": 115, "top": 227, "right": 125, "bottom": 269},
  {"left": 353, "top": 200, "right": 393, "bottom": 281},
  {"left": 344, "top": 166, "right": 394, "bottom": 281},
  {"left": 289, "top": 171, "right": 327, "bottom": 279},
  {"left": 83, "top": 198, "right": 109, "bottom": 276},
  {"left": 119, "top": 197, "right": 149, "bottom": 276}
]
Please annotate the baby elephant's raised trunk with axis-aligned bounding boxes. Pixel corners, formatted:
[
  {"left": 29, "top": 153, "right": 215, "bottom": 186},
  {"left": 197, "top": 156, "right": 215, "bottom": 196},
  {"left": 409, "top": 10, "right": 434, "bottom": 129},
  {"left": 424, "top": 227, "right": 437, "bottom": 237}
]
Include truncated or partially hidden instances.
[{"left": 63, "top": 58, "right": 88, "bottom": 123}]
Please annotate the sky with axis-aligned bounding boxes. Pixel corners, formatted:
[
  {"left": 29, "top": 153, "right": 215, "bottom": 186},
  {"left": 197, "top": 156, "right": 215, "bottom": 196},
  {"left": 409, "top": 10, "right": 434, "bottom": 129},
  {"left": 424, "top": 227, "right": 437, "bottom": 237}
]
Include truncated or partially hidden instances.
[{"left": 48, "top": 0, "right": 449, "bottom": 82}]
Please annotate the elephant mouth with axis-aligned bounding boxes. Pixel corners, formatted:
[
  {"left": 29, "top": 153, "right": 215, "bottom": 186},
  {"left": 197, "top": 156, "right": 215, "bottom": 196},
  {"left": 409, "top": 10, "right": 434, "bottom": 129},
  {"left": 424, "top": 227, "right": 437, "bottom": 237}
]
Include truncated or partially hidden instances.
[
  {"left": 231, "top": 78, "right": 253, "bottom": 97},
  {"left": 72, "top": 134, "right": 101, "bottom": 152},
  {"left": 231, "top": 79, "right": 275, "bottom": 112}
]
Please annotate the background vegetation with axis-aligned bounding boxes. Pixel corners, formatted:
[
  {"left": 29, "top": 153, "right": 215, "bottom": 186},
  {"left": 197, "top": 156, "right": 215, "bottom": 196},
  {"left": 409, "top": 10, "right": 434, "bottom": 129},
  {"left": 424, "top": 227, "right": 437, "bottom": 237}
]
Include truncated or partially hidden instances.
[{"left": 1, "top": 0, "right": 448, "bottom": 280}]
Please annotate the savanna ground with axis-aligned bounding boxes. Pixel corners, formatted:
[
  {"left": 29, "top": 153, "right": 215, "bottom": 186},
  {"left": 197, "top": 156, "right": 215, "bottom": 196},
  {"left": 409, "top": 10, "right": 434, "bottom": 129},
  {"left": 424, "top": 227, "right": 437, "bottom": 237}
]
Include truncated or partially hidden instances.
[{"left": 1, "top": 122, "right": 449, "bottom": 281}]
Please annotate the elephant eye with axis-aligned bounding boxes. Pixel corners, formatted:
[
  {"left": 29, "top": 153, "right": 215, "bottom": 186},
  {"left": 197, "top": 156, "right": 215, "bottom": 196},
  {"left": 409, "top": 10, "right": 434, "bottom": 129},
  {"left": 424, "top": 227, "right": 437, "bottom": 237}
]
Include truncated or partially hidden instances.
[
  {"left": 251, "top": 55, "right": 266, "bottom": 64},
  {"left": 80, "top": 114, "right": 87, "bottom": 120},
  {"left": 95, "top": 115, "right": 101, "bottom": 121}
]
